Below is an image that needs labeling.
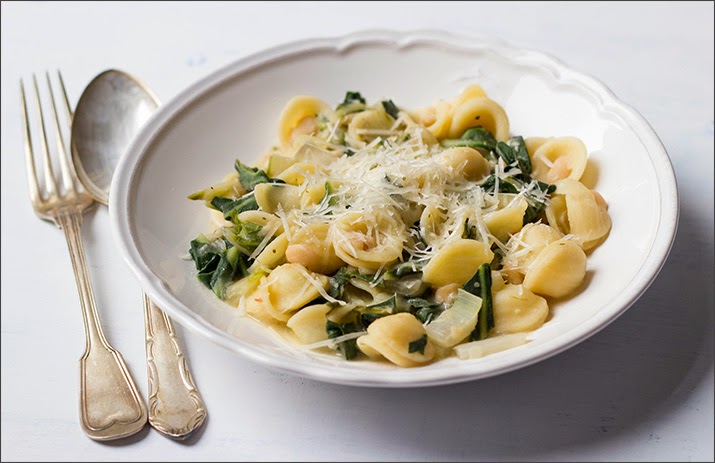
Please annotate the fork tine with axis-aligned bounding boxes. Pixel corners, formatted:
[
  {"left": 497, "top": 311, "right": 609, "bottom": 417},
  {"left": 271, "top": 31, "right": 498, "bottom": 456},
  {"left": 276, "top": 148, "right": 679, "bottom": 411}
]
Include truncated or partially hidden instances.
[
  {"left": 46, "top": 71, "right": 75, "bottom": 193},
  {"left": 32, "top": 74, "right": 59, "bottom": 197},
  {"left": 20, "top": 79, "right": 42, "bottom": 205},
  {"left": 57, "top": 70, "right": 74, "bottom": 121}
]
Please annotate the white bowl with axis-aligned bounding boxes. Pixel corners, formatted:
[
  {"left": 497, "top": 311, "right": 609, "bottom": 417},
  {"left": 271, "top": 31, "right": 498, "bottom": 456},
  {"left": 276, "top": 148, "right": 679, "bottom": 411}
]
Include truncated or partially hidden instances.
[{"left": 110, "top": 30, "right": 678, "bottom": 387}]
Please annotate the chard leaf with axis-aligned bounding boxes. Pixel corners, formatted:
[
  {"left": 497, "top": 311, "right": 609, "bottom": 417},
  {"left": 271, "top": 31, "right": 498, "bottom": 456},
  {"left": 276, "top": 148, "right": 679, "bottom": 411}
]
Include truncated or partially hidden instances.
[
  {"left": 189, "top": 235, "right": 249, "bottom": 299},
  {"left": 336, "top": 91, "right": 367, "bottom": 116},
  {"left": 509, "top": 136, "right": 532, "bottom": 174},
  {"left": 385, "top": 260, "right": 426, "bottom": 279},
  {"left": 382, "top": 99, "right": 400, "bottom": 119},
  {"left": 224, "top": 219, "right": 265, "bottom": 253},
  {"left": 465, "top": 263, "right": 494, "bottom": 341},
  {"left": 210, "top": 194, "right": 259, "bottom": 222},
  {"left": 342, "top": 91, "right": 366, "bottom": 105},
  {"left": 479, "top": 175, "right": 519, "bottom": 194},
  {"left": 408, "top": 334, "right": 428, "bottom": 355},
  {"left": 407, "top": 298, "right": 443, "bottom": 324},
  {"left": 326, "top": 320, "right": 359, "bottom": 360},
  {"left": 234, "top": 160, "right": 284, "bottom": 191},
  {"left": 496, "top": 141, "right": 517, "bottom": 166},
  {"left": 327, "top": 267, "right": 379, "bottom": 299},
  {"left": 189, "top": 236, "right": 223, "bottom": 287},
  {"left": 440, "top": 127, "right": 497, "bottom": 152}
]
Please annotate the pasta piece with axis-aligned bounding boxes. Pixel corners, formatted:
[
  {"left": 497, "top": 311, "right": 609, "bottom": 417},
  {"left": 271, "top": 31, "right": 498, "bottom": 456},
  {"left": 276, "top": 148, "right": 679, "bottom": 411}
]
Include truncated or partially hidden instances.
[
  {"left": 237, "top": 210, "right": 284, "bottom": 234},
  {"left": 331, "top": 211, "right": 406, "bottom": 272},
  {"left": 356, "top": 313, "right": 434, "bottom": 367},
  {"left": 524, "top": 137, "right": 552, "bottom": 156},
  {"left": 523, "top": 241, "right": 587, "bottom": 298},
  {"left": 530, "top": 137, "right": 588, "bottom": 183},
  {"left": 448, "top": 97, "right": 510, "bottom": 141},
  {"left": 254, "top": 183, "right": 302, "bottom": 213},
  {"left": 418, "top": 204, "right": 447, "bottom": 246},
  {"left": 347, "top": 278, "right": 392, "bottom": 304},
  {"left": 248, "top": 233, "right": 288, "bottom": 272},
  {"left": 483, "top": 196, "right": 529, "bottom": 243},
  {"left": 346, "top": 108, "right": 394, "bottom": 145},
  {"left": 410, "top": 100, "right": 452, "bottom": 140},
  {"left": 300, "top": 182, "right": 328, "bottom": 208},
  {"left": 450, "top": 84, "right": 487, "bottom": 107},
  {"left": 225, "top": 269, "right": 268, "bottom": 307},
  {"left": 505, "top": 223, "right": 563, "bottom": 273},
  {"left": 544, "top": 194, "right": 569, "bottom": 236},
  {"left": 493, "top": 284, "right": 549, "bottom": 333},
  {"left": 435, "top": 147, "right": 490, "bottom": 182},
  {"left": 491, "top": 270, "right": 507, "bottom": 292},
  {"left": 261, "top": 263, "right": 329, "bottom": 321},
  {"left": 286, "top": 304, "right": 331, "bottom": 344},
  {"left": 554, "top": 179, "right": 612, "bottom": 250},
  {"left": 278, "top": 96, "right": 334, "bottom": 147},
  {"left": 422, "top": 238, "right": 494, "bottom": 287},
  {"left": 209, "top": 208, "right": 233, "bottom": 230},
  {"left": 276, "top": 162, "right": 321, "bottom": 186},
  {"left": 285, "top": 223, "right": 343, "bottom": 274}
]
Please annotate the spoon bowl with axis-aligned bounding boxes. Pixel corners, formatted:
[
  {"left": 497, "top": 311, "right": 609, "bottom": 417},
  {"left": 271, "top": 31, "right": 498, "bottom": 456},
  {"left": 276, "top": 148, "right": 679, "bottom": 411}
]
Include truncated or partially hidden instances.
[{"left": 72, "top": 69, "right": 159, "bottom": 204}]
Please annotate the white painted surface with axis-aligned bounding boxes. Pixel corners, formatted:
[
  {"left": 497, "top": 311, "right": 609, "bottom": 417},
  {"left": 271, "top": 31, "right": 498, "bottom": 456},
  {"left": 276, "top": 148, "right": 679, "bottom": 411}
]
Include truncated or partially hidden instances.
[{"left": 1, "top": 2, "right": 712, "bottom": 461}]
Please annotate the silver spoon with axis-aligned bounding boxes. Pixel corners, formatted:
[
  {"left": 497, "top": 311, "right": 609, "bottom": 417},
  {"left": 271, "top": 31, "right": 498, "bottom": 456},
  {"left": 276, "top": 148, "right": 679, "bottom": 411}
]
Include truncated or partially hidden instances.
[{"left": 71, "top": 69, "right": 207, "bottom": 440}]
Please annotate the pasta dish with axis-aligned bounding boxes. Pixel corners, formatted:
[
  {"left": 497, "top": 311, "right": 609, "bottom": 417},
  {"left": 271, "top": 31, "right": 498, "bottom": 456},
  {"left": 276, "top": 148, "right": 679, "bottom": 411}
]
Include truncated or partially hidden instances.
[{"left": 187, "top": 85, "right": 611, "bottom": 367}]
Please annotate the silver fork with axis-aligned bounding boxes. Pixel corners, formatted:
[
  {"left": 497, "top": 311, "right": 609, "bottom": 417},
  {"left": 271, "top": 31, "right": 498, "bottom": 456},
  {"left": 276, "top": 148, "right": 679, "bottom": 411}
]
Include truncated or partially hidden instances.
[{"left": 20, "top": 72, "right": 147, "bottom": 441}]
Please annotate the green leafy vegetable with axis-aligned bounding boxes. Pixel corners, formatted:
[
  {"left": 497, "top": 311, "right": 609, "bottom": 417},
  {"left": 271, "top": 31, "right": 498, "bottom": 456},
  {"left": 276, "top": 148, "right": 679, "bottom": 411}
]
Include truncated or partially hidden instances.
[
  {"left": 408, "top": 298, "right": 443, "bottom": 324},
  {"left": 479, "top": 175, "right": 519, "bottom": 194},
  {"left": 234, "top": 160, "right": 284, "bottom": 191},
  {"left": 327, "top": 267, "right": 378, "bottom": 299},
  {"left": 384, "top": 260, "right": 426, "bottom": 279},
  {"left": 189, "top": 235, "right": 249, "bottom": 299},
  {"left": 210, "top": 194, "right": 259, "bottom": 222},
  {"left": 318, "top": 181, "right": 338, "bottom": 212},
  {"left": 326, "top": 320, "right": 359, "bottom": 360},
  {"left": 440, "top": 127, "right": 497, "bottom": 152},
  {"left": 495, "top": 141, "right": 517, "bottom": 166},
  {"left": 510, "top": 136, "right": 532, "bottom": 174},
  {"left": 382, "top": 99, "right": 400, "bottom": 119},
  {"left": 522, "top": 180, "right": 557, "bottom": 225},
  {"left": 187, "top": 175, "right": 243, "bottom": 206},
  {"left": 495, "top": 137, "right": 532, "bottom": 175},
  {"left": 408, "top": 334, "right": 428, "bottom": 355},
  {"left": 189, "top": 235, "right": 223, "bottom": 287},
  {"left": 465, "top": 263, "right": 494, "bottom": 341},
  {"left": 223, "top": 219, "right": 265, "bottom": 253},
  {"left": 342, "top": 91, "right": 366, "bottom": 105},
  {"left": 336, "top": 91, "right": 367, "bottom": 116}
]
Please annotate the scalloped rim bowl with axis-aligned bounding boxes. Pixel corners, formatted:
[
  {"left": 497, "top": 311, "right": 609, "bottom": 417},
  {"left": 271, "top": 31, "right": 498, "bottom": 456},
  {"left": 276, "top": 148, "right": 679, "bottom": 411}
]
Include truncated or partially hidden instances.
[{"left": 109, "top": 30, "right": 678, "bottom": 387}]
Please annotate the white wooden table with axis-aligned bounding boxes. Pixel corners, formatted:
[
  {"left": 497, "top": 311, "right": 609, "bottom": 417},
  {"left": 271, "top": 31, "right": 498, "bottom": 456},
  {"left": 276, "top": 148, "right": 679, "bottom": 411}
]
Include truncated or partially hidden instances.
[{"left": 1, "top": 2, "right": 713, "bottom": 461}]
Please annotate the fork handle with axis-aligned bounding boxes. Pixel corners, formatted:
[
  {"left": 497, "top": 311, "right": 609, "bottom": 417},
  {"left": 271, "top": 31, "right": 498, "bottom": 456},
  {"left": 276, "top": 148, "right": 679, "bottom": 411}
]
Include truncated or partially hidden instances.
[
  {"left": 144, "top": 294, "right": 207, "bottom": 439},
  {"left": 57, "top": 211, "right": 147, "bottom": 441}
]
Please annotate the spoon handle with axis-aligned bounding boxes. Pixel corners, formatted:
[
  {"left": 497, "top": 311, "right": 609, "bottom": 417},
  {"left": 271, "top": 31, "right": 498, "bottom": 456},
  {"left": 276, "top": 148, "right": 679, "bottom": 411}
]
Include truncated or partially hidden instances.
[
  {"left": 143, "top": 293, "right": 207, "bottom": 439},
  {"left": 59, "top": 211, "right": 147, "bottom": 440}
]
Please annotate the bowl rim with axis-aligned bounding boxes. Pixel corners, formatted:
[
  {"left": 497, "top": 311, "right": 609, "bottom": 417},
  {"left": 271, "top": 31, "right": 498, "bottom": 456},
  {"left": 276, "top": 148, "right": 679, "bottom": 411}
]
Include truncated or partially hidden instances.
[{"left": 109, "top": 29, "right": 679, "bottom": 387}]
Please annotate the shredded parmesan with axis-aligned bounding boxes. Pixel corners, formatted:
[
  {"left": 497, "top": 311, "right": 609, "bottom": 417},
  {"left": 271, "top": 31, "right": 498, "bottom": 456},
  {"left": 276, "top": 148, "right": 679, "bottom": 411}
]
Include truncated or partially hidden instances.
[{"left": 301, "top": 330, "right": 367, "bottom": 350}]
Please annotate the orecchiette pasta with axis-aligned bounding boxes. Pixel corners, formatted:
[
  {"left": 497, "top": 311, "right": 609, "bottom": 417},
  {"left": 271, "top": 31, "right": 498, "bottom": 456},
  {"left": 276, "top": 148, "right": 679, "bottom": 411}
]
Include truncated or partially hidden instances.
[
  {"left": 448, "top": 97, "right": 510, "bottom": 141},
  {"left": 530, "top": 137, "right": 588, "bottom": 184},
  {"left": 188, "top": 86, "right": 612, "bottom": 367},
  {"left": 331, "top": 211, "right": 406, "bottom": 272},
  {"left": 278, "top": 96, "right": 334, "bottom": 147},
  {"left": 357, "top": 313, "right": 435, "bottom": 367},
  {"left": 553, "top": 178, "right": 612, "bottom": 249},
  {"left": 493, "top": 285, "right": 549, "bottom": 333}
]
